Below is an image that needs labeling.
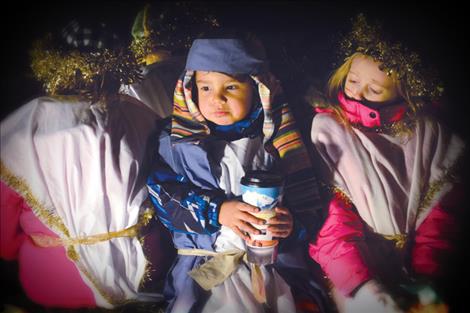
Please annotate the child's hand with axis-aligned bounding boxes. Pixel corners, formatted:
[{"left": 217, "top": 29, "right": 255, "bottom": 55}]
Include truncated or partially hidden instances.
[
  {"left": 267, "top": 206, "right": 293, "bottom": 238},
  {"left": 219, "top": 200, "right": 266, "bottom": 241}
]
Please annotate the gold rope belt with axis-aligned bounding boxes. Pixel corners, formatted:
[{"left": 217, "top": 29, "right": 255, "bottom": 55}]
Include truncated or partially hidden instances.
[
  {"left": 30, "top": 209, "right": 153, "bottom": 248},
  {"left": 382, "top": 233, "right": 407, "bottom": 249}
]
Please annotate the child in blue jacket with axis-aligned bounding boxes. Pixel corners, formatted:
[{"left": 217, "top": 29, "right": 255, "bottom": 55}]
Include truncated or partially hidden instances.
[{"left": 147, "top": 38, "right": 327, "bottom": 313}]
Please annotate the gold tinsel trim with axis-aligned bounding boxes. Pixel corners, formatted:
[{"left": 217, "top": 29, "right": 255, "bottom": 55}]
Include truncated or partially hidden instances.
[
  {"left": 129, "top": 3, "right": 220, "bottom": 66},
  {"left": 30, "top": 208, "right": 152, "bottom": 247},
  {"left": 416, "top": 150, "right": 463, "bottom": 221},
  {"left": 0, "top": 160, "right": 71, "bottom": 238},
  {"left": 0, "top": 160, "right": 155, "bottom": 306},
  {"left": 138, "top": 201, "right": 158, "bottom": 291},
  {"left": 0, "top": 161, "right": 116, "bottom": 304},
  {"left": 352, "top": 117, "right": 416, "bottom": 138},
  {"left": 72, "top": 208, "right": 155, "bottom": 307},
  {"left": 130, "top": 35, "right": 158, "bottom": 65},
  {"left": 30, "top": 36, "right": 142, "bottom": 103},
  {"left": 74, "top": 261, "right": 126, "bottom": 306},
  {"left": 330, "top": 183, "right": 409, "bottom": 248},
  {"left": 330, "top": 185, "right": 353, "bottom": 206},
  {"left": 337, "top": 14, "right": 443, "bottom": 106}
]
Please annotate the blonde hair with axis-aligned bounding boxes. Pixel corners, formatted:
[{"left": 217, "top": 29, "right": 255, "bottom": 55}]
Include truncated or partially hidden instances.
[{"left": 323, "top": 52, "right": 419, "bottom": 122}]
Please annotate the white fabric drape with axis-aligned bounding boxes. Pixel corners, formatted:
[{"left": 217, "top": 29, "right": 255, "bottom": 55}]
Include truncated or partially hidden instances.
[
  {"left": 311, "top": 114, "right": 464, "bottom": 235},
  {"left": 201, "top": 137, "right": 295, "bottom": 313},
  {"left": 1, "top": 95, "right": 162, "bottom": 307},
  {"left": 120, "top": 57, "right": 185, "bottom": 118}
]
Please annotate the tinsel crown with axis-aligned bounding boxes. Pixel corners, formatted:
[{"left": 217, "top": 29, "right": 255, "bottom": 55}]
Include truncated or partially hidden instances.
[
  {"left": 130, "top": 3, "right": 220, "bottom": 65},
  {"left": 337, "top": 14, "right": 443, "bottom": 105},
  {"left": 30, "top": 30, "right": 142, "bottom": 103}
]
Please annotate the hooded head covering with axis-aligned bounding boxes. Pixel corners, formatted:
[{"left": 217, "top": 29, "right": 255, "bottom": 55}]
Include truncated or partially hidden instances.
[
  {"left": 170, "top": 38, "right": 321, "bottom": 214},
  {"left": 185, "top": 39, "right": 268, "bottom": 75}
]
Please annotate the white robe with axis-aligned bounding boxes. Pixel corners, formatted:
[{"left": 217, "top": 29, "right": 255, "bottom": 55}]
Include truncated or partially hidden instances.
[
  {"left": 311, "top": 113, "right": 464, "bottom": 236},
  {"left": 120, "top": 56, "right": 185, "bottom": 118},
  {"left": 201, "top": 136, "right": 296, "bottom": 313},
  {"left": 1, "top": 95, "right": 162, "bottom": 308}
]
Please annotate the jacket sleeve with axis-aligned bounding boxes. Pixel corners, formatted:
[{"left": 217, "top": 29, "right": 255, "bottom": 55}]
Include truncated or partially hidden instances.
[
  {"left": 308, "top": 192, "right": 371, "bottom": 296},
  {"left": 283, "top": 167, "right": 324, "bottom": 242},
  {"left": 147, "top": 161, "right": 226, "bottom": 235},
  {"left": 0, "top": 181, "right": 26, "bottom": 260},
  {"left": 411, "top": 184, "right": 463, "bottom": 278}
]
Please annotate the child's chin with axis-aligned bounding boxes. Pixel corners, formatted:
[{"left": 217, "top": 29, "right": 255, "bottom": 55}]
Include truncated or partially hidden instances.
[{"left": 211, "top": 118, "right": 235, "bottom": 126}]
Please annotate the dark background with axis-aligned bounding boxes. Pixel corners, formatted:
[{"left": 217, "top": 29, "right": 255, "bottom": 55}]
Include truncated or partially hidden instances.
[
  {"left": 3, "top": 1, "right": 470, "bottom": 141},
  {"left": 1, "top": 1, "right": 469, "bottom": 312}
]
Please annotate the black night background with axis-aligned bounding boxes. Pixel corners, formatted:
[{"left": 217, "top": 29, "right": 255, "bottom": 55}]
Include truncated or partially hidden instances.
[{"left": 1, "top": 1, "right": 469, "bottom": 312}]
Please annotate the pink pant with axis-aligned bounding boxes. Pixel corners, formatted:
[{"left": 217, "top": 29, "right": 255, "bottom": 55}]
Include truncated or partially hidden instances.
[{"left": 1, "top": 181, "right": 95, "bottom": 308}]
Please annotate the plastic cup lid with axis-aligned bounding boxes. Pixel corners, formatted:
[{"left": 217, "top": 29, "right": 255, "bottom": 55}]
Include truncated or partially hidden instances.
[{"left": 240, "top": 170, "right": 284, "bottom": 187}]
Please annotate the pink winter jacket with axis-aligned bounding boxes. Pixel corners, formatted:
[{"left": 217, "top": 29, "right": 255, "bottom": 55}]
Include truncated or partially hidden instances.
[{"left": 309, "top": 188, "right": 462, "bottom": 296}]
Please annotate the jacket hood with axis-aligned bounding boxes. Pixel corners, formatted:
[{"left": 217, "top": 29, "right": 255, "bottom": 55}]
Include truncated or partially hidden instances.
[{"left": 185, "top": 39, "right": 268, "bottom": 75}]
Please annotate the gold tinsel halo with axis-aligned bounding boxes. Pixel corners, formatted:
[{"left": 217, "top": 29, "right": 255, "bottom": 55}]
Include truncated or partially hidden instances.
[
  {"left": 337, "top": 14, "right": 443, "bottom": 108},
  {"left": 30, "top": 34, "right": 142, "bottom": 103},
  {"left": 130, "top": 2, "right": 220, "bottom": 65}
]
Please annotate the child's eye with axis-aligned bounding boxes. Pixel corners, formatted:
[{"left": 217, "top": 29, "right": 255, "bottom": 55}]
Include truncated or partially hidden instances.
[
  {"left": 370, "top": 88, "right": 383, "bottom": 95},
  {"left": 226, "top": 85, "right": 238, "bottom": 91},
  {"left": 348, "top": 79, "right": 358, "bottom": 84},
  {"left": 200, "top": 86, "right": 210, "bottom": 92}
]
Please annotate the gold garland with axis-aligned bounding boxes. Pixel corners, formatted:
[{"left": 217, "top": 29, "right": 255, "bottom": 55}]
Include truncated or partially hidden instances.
[
  {"left": 130, "top": 35, "right": 158, "bottom": 65},
  {"left": 0, "top": 160, "right": 118, "bottom": 304},
  {"left": 327, "top": 143, "right": 464, "bottom": 249},
  {"left": 30, "top": 36, "right": 142, "bottom": 103},
  {"left": 1, "top": 160, "right": 156, "bottom": 306},
  {"left": 30, "top": 208, "right": 153, "bottom": 247},
  {"left": 330, "top": 184, "right": 409, "bottom": 248},
  {"left": 415, "top": 149, "right": 463, "bottom": 222},
  {"left": 138, "top": 199, "right": 159, "bottom": 291},
  {"left": 130, "top": 3, "right": 220, "bottom": 65},
  {"left": 0, "top": 160, "right": 71, "bottom": 239},
  {"left": 337, "top": 14, "right": 443, "bottom": 107},
  {"left": 351, "top": 117, "right": 416, "bottom": 138},
  {"left": 331, "top": 185, "right": 353, "bottom": 206}
]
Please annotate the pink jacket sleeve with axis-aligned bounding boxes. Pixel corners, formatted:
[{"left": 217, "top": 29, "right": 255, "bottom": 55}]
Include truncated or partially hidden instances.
[
  {"left": 0, "top": 181, "right": 26, "bottom": 260},
  {"left": 411, "top": 184, "right": 463, "bottom": 277},
  {"left": 309, "top": 192, "right": 371, "bottom": 296}
]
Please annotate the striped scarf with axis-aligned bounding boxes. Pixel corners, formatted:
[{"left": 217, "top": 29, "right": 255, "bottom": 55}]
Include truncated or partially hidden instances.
[{"left": 170, "top": 71, "right": 321, "bottom": 218}]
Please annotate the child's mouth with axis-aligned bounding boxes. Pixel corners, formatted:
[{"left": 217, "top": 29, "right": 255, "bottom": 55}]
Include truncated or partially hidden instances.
[{"left": 213, "top": 111, "right": 229, "bottom": 117}]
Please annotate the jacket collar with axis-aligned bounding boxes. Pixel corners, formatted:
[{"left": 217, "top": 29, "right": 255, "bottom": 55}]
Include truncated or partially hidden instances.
[{"left": 337, "top": 91, "right": 407, "bottom": 128}]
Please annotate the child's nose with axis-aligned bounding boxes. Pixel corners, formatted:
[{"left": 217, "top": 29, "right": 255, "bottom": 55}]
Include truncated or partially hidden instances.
[
  {"left": 351, "top": 86, "right": 365, "bottom": 101},
  {"left": 211, "top": 91, "right": 227, "bottom": 105}
]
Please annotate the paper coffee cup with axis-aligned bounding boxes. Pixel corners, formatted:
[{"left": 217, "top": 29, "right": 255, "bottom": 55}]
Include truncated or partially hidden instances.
[
  {"left": 240, "top": 171, "right": 284, "bottom": 242},
  {"left": 246, "top": 240, "right": 279, "bottom": 265},
  {"left": 249, "top": 210, "right": 276, "bottom": 241}
]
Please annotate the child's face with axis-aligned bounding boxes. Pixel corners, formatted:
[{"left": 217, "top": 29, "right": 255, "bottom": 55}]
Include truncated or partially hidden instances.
[
  {"left": 344, "top": 55, "right": 399, "bottom": 103},
  {"left": 195, "top": 71, "right": 254, "bottom": 125}
]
